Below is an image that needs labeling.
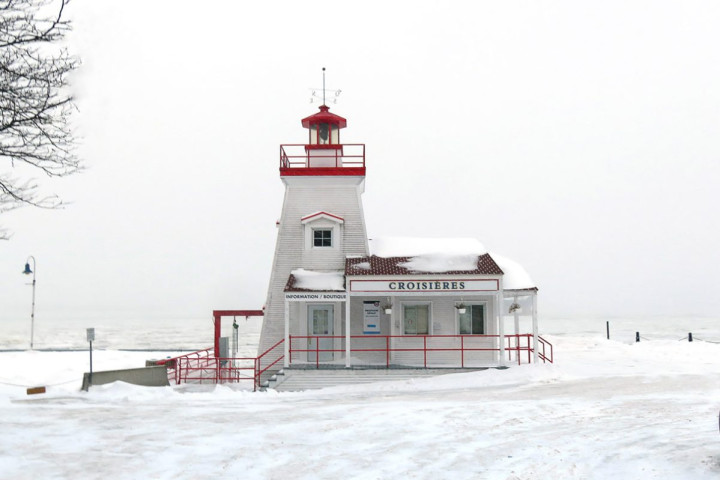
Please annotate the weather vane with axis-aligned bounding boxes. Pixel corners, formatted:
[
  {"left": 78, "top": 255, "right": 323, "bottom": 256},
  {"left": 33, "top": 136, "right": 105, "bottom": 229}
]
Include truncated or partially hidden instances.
[{"left": 310, "top": 67, "right": 342, "bottom": 105}]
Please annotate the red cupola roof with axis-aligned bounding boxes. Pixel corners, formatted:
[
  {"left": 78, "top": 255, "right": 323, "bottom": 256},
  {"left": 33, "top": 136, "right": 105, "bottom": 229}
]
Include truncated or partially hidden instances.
[{"left": 301, "top": 105, "right": 347, "bottom": 129}]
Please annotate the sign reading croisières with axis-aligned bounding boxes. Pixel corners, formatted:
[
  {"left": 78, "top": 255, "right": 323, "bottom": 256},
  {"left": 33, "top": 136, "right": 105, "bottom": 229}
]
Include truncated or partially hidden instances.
[{"left": 349, "top": 279, "right": 499, "bottom": 293}]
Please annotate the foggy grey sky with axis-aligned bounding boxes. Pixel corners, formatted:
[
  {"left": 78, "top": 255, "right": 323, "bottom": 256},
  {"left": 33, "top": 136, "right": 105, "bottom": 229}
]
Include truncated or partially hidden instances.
[{"left": 2, "top": 0, "right": 719, "bottom": 325}]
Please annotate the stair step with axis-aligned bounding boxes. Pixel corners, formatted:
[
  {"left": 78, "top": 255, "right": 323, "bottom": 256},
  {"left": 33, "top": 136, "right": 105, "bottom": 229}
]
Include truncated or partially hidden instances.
[{"left": 271, "top": 368, "right": 479, "bottom": 392}]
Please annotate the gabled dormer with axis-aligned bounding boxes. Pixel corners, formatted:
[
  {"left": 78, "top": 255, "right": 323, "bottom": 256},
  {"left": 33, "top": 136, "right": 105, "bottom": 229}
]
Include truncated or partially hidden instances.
[{"left": 301, "top": 211, "right": 344, "bottom": 251}]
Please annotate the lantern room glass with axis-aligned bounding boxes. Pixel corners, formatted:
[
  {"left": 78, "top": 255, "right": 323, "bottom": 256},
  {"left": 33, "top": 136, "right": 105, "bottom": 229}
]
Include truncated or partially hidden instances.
[{"left": 309, "top": 123, "right": 339, "bottom": 145}]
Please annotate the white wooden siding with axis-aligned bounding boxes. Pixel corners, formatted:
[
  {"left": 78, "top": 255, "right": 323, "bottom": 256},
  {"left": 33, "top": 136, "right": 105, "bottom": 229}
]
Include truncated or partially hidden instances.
[{"left": 258, "top": 176, "right": 369, "bottom": 357}]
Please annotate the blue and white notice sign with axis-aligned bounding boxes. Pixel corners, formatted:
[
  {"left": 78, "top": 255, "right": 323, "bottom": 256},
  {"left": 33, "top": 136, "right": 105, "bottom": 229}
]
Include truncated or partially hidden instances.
[{"left": 363, "top": 301, "right": 381, "bottom": 334}]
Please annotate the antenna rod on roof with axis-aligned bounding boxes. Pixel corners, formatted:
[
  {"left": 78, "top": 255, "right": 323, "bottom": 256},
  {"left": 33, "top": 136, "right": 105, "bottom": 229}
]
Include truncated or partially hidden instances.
[{"left": 322, "top": 67, "right": 326, "bottom": 105}]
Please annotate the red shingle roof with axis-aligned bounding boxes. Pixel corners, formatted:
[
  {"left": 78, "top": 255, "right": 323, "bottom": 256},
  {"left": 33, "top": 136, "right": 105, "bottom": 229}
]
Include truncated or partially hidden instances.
[{"left": 345, "top": 254, "right": 503, "bottom": 276}]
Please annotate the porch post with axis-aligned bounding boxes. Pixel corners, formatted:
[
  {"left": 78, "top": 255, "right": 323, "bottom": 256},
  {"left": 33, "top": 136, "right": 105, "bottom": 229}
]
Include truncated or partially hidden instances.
[
  {"left": 497, "top": 288, "right": 505, "bottom": 367},
  {"left": 345, "top": 296, "right": 351, "bottom": 368},
  {"left": 284, "top": 298, "right": 290, "bottom": 368},
  {"left": 213, "top": 312, "right": 221, "bottom": 358},
  {"left": 532, "top": 292, "right": 539, "bottom": 363},
  {"left": 513, "top": 295, "right": 520, "bottom": 361}
]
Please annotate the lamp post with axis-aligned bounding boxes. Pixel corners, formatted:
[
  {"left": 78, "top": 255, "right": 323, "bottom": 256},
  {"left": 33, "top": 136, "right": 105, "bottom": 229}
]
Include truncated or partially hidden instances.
[{"left": 22, "top": 256, "right": 36, "bottom": 350}]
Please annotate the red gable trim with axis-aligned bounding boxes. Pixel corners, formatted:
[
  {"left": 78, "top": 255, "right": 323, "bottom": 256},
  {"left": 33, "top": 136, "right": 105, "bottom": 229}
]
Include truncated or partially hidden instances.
[{"left": 301, "top": 211, "right": 345, "bottom": 223}]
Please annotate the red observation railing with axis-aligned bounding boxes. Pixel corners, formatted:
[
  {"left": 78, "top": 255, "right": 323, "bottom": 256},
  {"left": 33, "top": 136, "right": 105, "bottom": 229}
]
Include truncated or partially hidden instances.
[
  {"left": 289, "top": 334, "right": 554, "bottom": 368},
  {"left": 279, "top": 144, "right": 365, "bottom": 175},
  {"left": 158, "top": 334, "right": 553, "bottom": 388}
]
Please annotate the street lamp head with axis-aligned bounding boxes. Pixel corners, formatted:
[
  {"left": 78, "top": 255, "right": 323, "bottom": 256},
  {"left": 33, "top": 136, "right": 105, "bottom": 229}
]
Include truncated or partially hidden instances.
[{"left": 23, "top": 263, "right": 33, "bottom": 275}]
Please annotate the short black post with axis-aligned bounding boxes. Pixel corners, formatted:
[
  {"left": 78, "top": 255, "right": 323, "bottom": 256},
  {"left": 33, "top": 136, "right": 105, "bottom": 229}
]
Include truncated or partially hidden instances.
[
  {"left": 606, "top": 321, "right": 610, "bottom": 340},
  {"left": 86, "top": 328, "right": 95, "bottom": 388},
  {"left": 89, "top": 340, "right": 93, "bottom": 385},
  {"left": 635, "top": 332, "right": 640, "bottom": 343},
  {"left": 688, "top": 332, "right": 693, "bottom": 342}
]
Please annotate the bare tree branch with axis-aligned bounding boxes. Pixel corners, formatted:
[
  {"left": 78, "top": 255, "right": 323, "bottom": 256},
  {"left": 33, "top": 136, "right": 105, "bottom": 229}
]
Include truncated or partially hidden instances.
[{"left": 0, "top": 0, "right": 80, "bottom": 238}]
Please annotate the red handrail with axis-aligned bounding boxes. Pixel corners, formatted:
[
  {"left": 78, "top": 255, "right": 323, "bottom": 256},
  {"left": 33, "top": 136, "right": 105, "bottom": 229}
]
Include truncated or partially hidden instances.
[
  {"left": 158, "top": 334, "right": 552, "bottom": 389},
  {"left": 537, "top": 335, "right": 554, "bottom": 363},
  {"left": 289, "top": 334, "right": 553, "bottom": 368},
  {"left": 158, "top": 338, "right": 286, "bottom": 391}
]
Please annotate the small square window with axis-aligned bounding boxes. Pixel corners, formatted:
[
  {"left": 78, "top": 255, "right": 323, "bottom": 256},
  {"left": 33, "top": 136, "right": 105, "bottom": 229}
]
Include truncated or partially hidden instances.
[{"left": 313, "top": 229, "right": 332, "bottom": 247}]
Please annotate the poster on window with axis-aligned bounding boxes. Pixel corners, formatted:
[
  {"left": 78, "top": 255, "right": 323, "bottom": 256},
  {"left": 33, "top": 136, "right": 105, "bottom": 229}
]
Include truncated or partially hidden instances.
[{"left": 363, "top": 301, "right": 381, "bottom": 334}]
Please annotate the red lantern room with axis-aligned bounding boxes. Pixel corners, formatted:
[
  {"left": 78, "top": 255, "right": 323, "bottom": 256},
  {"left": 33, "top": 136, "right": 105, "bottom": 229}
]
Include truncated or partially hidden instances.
[
  {"left": 301, "top": 104, "right": 347, "bottom": 147},
  {"left": 280, "top": 104, "right": 365, "bottom": 177}
]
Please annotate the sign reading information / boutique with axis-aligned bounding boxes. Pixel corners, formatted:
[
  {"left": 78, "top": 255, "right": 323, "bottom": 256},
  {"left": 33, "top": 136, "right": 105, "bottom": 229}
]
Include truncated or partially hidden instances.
[
  {"left": 284, "top": 293, "right": 348, "bottom": 301},
  {"left": 349, "top": 279, "right": 499, "bottom": 293}
]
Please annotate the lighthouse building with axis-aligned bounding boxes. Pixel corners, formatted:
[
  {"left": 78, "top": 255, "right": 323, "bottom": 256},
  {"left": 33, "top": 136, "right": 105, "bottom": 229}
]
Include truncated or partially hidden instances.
[{"left": 256, "top": 104, "right": 548, "bottom": 372}]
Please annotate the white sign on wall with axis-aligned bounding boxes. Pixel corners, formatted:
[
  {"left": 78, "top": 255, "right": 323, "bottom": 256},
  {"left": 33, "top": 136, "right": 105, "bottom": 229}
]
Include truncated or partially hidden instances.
[
  {"left": 349, "top": 279, "right": 498, "bottom": 293},
  {"left": 285, "top": 292, "right": 348, "bottom": 301},
  {"left": 363, "top": 301, "right": 381, "bottom": 334}
]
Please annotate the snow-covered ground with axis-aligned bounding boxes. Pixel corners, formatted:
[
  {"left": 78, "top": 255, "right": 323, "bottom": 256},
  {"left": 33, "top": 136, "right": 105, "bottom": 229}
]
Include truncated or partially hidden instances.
[{"left": 1, "top": 316, "right": 719, "bottom": 479}]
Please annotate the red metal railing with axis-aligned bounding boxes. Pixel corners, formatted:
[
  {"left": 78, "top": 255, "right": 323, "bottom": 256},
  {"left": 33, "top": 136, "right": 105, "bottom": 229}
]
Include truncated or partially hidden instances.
[
  {"left": 158, "top": 338, "right": 285, "bottom": 391},
  {"left": 280, "top": 144, "right": 365, "bottom": 169},
  {"left": 158, "top": 347, "right": 213, "bottom": 385},
  {"left": 158, "top": 334, "right": 552, "bottom": 388},
  {"left": 537, "top": 335, "right": 554, "bottom": 363},
  {"left": 289, "top": 334, "right": 553, "bottom": 368}
]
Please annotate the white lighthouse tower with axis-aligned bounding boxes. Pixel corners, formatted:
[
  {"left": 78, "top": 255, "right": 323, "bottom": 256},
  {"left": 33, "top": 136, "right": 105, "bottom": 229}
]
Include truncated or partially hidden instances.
[{"left": 257, "top": 103, "right": 369, "bottom": 360}]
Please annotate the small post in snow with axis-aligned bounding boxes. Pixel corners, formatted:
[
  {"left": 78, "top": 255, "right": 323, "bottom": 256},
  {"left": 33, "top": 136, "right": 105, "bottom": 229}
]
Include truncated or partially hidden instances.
[
  {"left": 87, "top": 328, "right": 95, "bottom": 387},
  {"left": 688, "top": 332, "right": 693, "bottom": 342},
  {"left": 606, "top": 321, "right": 610, "bottom": 340},
  {"left": 635, "top": 332, "right": 640, "bottom": 343}
]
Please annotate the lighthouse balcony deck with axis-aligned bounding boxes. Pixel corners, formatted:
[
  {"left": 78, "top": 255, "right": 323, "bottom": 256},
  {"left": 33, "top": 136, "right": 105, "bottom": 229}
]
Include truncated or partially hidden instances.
[{"left": 280, "top": 143, "right": 365, "bottom": 176}]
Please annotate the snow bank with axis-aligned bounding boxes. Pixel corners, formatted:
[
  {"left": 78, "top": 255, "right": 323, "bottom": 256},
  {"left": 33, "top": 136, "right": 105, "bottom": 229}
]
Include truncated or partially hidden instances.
[
  {"left": 3, "top": 318, "right": 720, "bottom": 479},
  {"left": 3, "top": 334, "right": 720, "bottom": 480}
]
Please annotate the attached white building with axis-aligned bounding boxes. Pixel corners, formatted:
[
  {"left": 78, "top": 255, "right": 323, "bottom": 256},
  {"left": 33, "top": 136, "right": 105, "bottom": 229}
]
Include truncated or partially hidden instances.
[{"left": 256, "top": 104, "right": 551, "bottom": 373}]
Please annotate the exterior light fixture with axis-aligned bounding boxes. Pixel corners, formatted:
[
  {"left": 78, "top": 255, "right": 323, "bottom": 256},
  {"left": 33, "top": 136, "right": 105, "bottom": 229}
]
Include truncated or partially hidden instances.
[{"left": 22, "top": 256, "right": 37, "bottom": 350}]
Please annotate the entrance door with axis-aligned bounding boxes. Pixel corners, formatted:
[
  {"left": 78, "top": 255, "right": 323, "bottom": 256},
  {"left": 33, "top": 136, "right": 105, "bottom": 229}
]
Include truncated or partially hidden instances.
[{"left": 308, "top": 305, "right": 334, "bottom": 362}]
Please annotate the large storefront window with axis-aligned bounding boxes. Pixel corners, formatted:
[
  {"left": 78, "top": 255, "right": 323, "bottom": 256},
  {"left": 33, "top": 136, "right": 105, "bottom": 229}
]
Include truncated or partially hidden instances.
[
  {"left": 403, "top": 304, "right": 429, "bottom": 335},
  {"left": 459, "top": 304, "right": 485, "bottom": 334}
]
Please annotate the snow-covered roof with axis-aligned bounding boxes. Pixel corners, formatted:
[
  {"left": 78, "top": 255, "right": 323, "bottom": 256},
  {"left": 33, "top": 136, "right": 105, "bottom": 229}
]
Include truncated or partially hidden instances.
[
  {"left": 370, "top": 237, "right": 487, "bottom": 257},
  {"left": 284, "top": 269, "right": 345, "bottom": 292},
  {"left": 353, "top": 237, "right": 537, "bottom": 290},
  {"left": 346, "top": 254, "right": 503, "bottom": 276},
  {"left": 490, "top": 253, "right": 536, "bottom": 291}
]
